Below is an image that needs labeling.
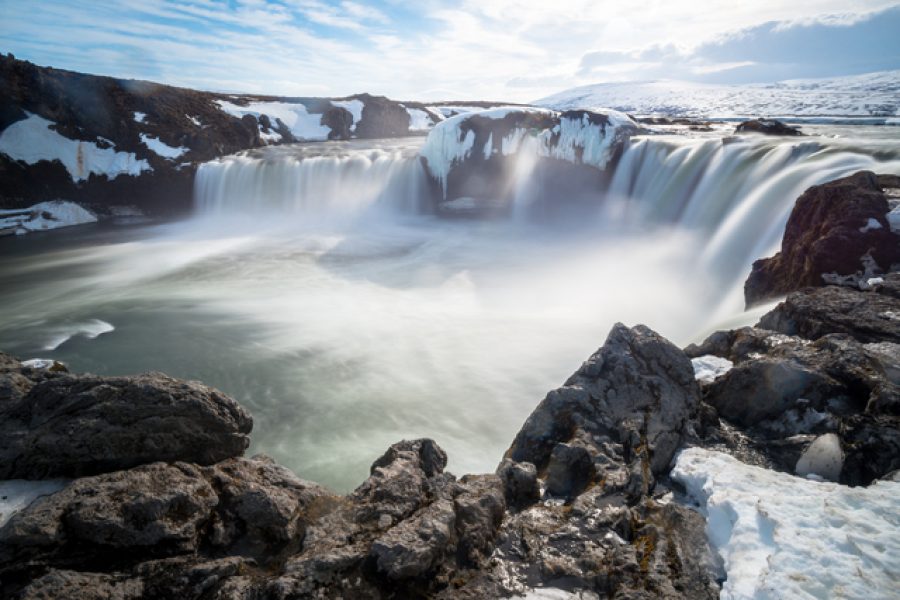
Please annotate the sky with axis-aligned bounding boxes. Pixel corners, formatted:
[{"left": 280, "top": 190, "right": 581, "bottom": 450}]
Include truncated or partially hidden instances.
[{"left": 1, "top": 0, "right": 898, "bottom": 102}]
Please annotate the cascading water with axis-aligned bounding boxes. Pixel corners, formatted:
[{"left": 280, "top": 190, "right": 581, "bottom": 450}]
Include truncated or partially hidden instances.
[{"left": 2, "top": 125, "right": 898, "bottom": 492}]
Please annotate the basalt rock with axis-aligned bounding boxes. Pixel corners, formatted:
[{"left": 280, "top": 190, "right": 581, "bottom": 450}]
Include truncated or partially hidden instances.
[
  {"left": 734, "top": 118, "right": 802, "bottom": 136},
  {"left": 0, "top": 367, "right": 253, "bottom": 479},
  {"left": 507, "top": 323, "right": 701, "bottom": 502},
  {"left": 744, "top": 171, "right": 900, "bottom": 307}
]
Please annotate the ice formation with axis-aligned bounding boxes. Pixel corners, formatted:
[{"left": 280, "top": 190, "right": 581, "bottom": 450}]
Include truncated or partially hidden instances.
[{"left": 672, "top": 447, "right": 900, "bottom": 600}]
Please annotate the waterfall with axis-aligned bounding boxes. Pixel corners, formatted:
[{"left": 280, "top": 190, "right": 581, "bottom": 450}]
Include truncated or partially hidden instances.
[{"left": 194, "top": 142, "right": 428, "bottom": 220}]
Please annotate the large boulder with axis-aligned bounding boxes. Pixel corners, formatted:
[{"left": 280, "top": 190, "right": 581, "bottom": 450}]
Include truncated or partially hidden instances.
[
  {"left": 0, "top": 360, "right": 252, "bottom": 479},
  {"left": 506, "top": 323, "right": 701, "bottom": 501},
  {"left": 419, "top": 108, "right": 638, "bottom": 218},
  {"left": 744, "top": 171, "right": 900, "bottom": 307}
]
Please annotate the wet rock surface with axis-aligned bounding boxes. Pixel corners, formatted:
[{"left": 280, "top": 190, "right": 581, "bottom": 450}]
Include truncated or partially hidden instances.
[
  {"left": 734, "top": 118, "right": 803, "bottom": 136},
  {"left": 745, "top": 171, "right": 900, "bottom": 307}
]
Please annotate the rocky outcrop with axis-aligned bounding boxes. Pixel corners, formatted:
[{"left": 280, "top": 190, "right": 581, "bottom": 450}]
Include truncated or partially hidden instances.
[
  {"left": 0, "top": 55, "right": 443, "bottom": 216},
  {"left": 0, "top": 325, "right": 723, "bottom": 599},
  {"left": 419, "top": 107, "right": 638, "bottom": 217},
  {"left": 744, "top": 171, "right": 900, "bottom": 307},
  {"left": 0, "top": 355, "right": 252, "bottom": 479},
  {"left": 734, "top": 118, "right": 802, "bottom": 136},
  {"left": 687, "top": 284, "right": 900, "bottom": 485}
]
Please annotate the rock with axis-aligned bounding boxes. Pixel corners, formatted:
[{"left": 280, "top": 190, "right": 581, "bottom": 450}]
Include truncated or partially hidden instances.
[
  {"left": 734, "top": 118, "right": 802, "bottom": 136},
  {"left": 17, "top": 570, "right": 143, "bottom": 600},
  {"left": 321, "top": 106, "right": 353, "bottom": 140},
  {"left": 496, "top": 459, "right": 540, "bottom": 509},
  {"left": 370, "top": 499, "right": 456, "bottom": 580},
  {"left": 544, "top": 442, "right": 596, "bottom": 498},
  {"left": 795, "top": 433, "right": 844, "bottom": 481},
  {"left": 507, "top": 323, "right": 700, "bottom": 501},
  {"left": 744, "top": 171, "right": 900, "bottom": 307},
  {"left": 756, "top": 280, "right": 900, "bottom": 344},
  {"left": 0, "top": 369, "right": 252, "bottom": 479},
  {"left": 420, "top": 108, "right": 637, "bottom": 217}
]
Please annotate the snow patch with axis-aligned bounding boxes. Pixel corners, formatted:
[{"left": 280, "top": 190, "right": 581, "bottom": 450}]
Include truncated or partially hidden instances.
[
  {"left": 140, "top": 133, "right": 188, "bottom": 159},
  {"left": 672, "top": 447, "right": 900, "bottom": 600},
  {"left": 21, "top": 358, "right": 63, "bottom": 369},
  {"left": 0, "top": 114, "right": 151, "bottom": 182},
  {"left": 515, "top": 588, "right": 599, "bottom": 599},
  {"left": 43, "top": 319, "right": 114, "bottom": 351},
  {"left": 0, "top": 200, "right": 97, "bottom": 235},
  {"left": 216, "top": 100, "right": 330, "bottom": 141},
  {"left": 406, "top": 107, "right": 434, "bottom": 131},
  {"left": 0, "top": 480, "right": 68, "bottom": 528},
  {"left": 133, "top": 111, "right": 147, "bottom": 123},
  {"left": 691, "top": 355, "right": 734, "bottom": 383},
  {"left": 859, "top": 217, "right": 883, "bottom": 232},
  {"left": 887, "top": 204, "right": 900, "bottom": 233},
  {"left": 187, "top": 115, "right": 202, "bottom": 127}
]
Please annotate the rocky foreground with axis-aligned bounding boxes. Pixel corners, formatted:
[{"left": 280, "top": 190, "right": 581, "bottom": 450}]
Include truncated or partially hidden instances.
[{"left": 1, "top": 171, "right": 898, "bottom": 599}]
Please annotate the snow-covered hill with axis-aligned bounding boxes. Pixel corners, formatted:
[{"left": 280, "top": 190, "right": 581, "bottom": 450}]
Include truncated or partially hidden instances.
[{"left": 535, "top": 71, "right": 900, "bottom": 120}]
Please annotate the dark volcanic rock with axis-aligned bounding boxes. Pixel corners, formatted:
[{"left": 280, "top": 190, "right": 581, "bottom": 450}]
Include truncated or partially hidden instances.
[
  {"left": 757, "top": 278, "right": 900, "bottom": 344},
  {"left": 744, "top": 171, "right": 900, "bottom": 307},
  {"left": 734, "top": 118, "right": 803, "bottom": 136},
  {"left": 0, "top": 365, "right": 252, "bottom": 479},
  {"left": 507, "top": 323, "right": 701, "bottom": 501}
]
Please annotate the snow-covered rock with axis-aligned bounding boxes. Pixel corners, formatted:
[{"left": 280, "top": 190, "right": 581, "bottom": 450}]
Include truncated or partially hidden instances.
[
  {"left": 332, "top": 99, "right": 364, "bottom": 132},
  {"left": 795, "top": 433, "right": 844, "bottom": 481},
  {"left": 536, "top": 70, "right": 900, "bottom": 119},
  {"left": 0, "top": 200, "right": 97, "bottom": 235},
  {"left": 418, "top": 107, "right": 637, "bottom": 199},
  {"left": 691, "top": 355, "right": 734, "bottom": 384},
  {"left": 672, "top": 447, "right": 900, "bottom": 600},
  {"left": 405, "top": 107, "right": 436, "bottom": 131},
  {"left": 216, "top": 100, "right": 331, "bottom": 141},
  {"left": 0, "top": 114, "right": 151, "bottom": 182},
  {"left": 140, "top": 133, "right": 188, "bottom": 160}
]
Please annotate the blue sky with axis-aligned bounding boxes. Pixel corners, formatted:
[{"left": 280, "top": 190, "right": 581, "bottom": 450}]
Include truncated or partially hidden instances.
[{"left": 1, "top": 0, "right": 898, "bottom": 101}]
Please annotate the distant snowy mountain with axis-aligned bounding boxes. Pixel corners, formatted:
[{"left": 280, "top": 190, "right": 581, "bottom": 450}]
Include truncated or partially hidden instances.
[{"left": 535, "top": 71, "right": 900, "bottom": 120}]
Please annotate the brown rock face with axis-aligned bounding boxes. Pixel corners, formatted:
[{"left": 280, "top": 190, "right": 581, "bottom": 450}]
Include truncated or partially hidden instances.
[{"left": 744, "top": 171, "right": 900, "bottom": 307}]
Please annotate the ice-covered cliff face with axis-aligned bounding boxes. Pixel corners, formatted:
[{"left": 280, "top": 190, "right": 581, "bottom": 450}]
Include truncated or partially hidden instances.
[
  {"left": 536, "top": 70, "right": 900, "bottom": 120},
  {"left": 417, "top": 107, "right": 639, "bottom": 214}
]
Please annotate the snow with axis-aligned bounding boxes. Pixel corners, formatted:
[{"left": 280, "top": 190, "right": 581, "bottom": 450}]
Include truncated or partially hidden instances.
[
  {"left": 427, "top": 105, "right": 487, "bottom": 118},
  {"left": 332, "top": 99, "right": 364, "bottom": 131},
  {"left": 859, "top": 217, "right": 883, "bottom": 233},
  {"left": 887, "top": 205, "right": 900, "bottom": 233},
  {"left": 140, "top": 133, "right": 188, "bottom": 159},
  {"left": 21, "top": 358, "right": 61, "bottom": 369},
  {"left": 406, "top": 107, "right": 435, "bottom": 131},
  {"left": 538, "top": 110, "right": 630, "bottom": 170},
  {"left": 133, "top": 111, "right": 147, "bottom": 123},
  {"left": 0, "top": 114, "right": 151, "bottom": 182},
  {"left": 216, "top": 100, "right": 331, "bottom": 141},
  {"left": 691, "top": 355, "right": 734, "bottom": 383},
  {"left": 795, "top": 433, "right": 844, "bottom": 482},
  {"left": 0, "top": 200, "right": 97, "bottom": 235},
  {"left": 515, "top": 589, "right": 599, "bottom": 599},
  {"left": 536, "top": 70, "right": 900, "bottom": 119},
  {"left": 187, "top": 115, "right": 202, "bottom": 127},
  {"left": 0, "top": 480, "right": 68, "bottom": 528},
  {"left": 672, "top": 447, "right": 900, "bottom": 600},
  {"left": 43, "top": 319, "right": 114, "bottom": 351}
]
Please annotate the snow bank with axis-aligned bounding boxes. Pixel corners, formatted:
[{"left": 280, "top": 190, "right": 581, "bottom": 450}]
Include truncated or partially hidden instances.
[
  {"left": 0, "top": 200, "right": 97, "bottom": 235},
  {"left": 691, "top": 355, "right": 734, "bottom": 383},
  {"left": 672, "top": 447, "right": 900, "bottom": 600},
  {"left": 216, "top": 100, "right": 331, "bottom": 141},
  {"left": 0, "top": 114, "right": 151, "bottom": 182},
  {"left": 535, "top": 70, "right": 900, "bottom": 118},
  {"left": 140, "top": 133, "right": 188, "bottom": 159}
]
